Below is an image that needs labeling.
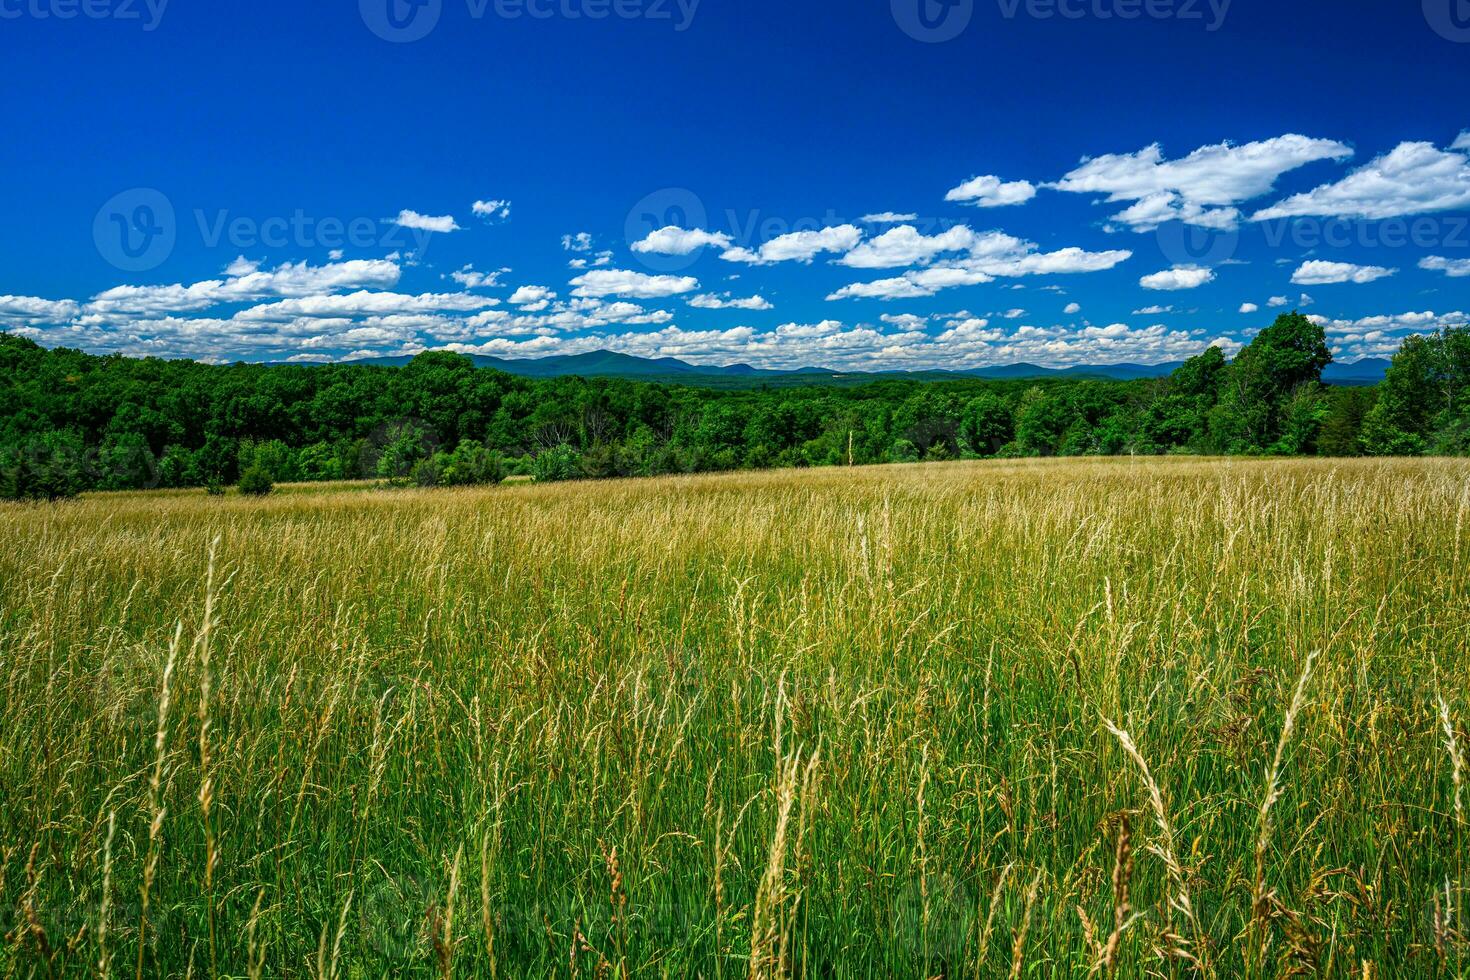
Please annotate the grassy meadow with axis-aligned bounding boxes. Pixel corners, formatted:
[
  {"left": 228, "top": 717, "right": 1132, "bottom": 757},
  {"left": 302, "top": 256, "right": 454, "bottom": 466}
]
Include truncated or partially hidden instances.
[{"left": 1, "top": 457, "right": 1468, "bottom": 978}]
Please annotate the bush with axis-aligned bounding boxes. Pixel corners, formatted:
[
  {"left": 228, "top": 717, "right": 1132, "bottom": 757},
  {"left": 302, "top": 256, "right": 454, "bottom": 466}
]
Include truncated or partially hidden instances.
[
  {"left": 1, "top": 434, "right": 88, "bottom": 501},
  {"left": 532, "top": 444, "right": 581, "bottom": 483},
  {"left": 238, "top": 466, "right": 275, "bottom": 497}
]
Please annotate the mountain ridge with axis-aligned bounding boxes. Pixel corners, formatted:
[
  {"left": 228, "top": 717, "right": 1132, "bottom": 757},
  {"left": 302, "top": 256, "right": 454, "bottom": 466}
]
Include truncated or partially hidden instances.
[{"left": 333, "top": 349, "right": 1390, "bottom": 387}]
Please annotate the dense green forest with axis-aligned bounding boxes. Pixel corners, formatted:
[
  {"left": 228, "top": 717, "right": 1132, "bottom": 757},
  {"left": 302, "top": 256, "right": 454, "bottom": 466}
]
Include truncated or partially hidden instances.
[{"left": 1, "top": 313, "right": 1465, "bottom": 499}]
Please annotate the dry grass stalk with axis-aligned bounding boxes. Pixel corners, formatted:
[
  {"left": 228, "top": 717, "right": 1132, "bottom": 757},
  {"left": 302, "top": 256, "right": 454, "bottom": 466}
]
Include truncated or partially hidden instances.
[
  {"left": 1252, "top": 649, "right": 1321, "bottom": 970},
  {"left": 1102, "top": 717, "right": 1210, "bottom": 975}
]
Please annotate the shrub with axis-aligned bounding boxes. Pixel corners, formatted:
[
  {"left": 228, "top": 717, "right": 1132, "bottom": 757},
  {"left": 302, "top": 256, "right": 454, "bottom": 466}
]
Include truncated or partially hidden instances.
[
  {"left": 1, "top": 434, "right": 88, "bottom": 501},
  {"left": 532, "top": 444, "right": 581, "bottom": 483},
  {"left": 237, "top": 466, "right": 275, "bottom": 497}
]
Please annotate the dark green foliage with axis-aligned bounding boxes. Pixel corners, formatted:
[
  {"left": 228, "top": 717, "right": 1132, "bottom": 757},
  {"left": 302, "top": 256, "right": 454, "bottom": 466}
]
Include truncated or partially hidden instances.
[
  {"left": 958, "top": 392, "right": 1014, "bottom": 457},
  {"left": 237, "top": 466, "right": 274, "bottom": 497},
  {"left": 0, "top": 431, "right": 88, "bottom": 501},
  {"left": 1317, "top": 387, "right": 1377, "bottom": 457},
  {"left": 1209, "top": 313, "right": 1332, "bottom": 454},
  {"left": 1361, "top": 327, "right": 1470, "bottom": 456},
  {"left": 15, "top": 313, "right": 1470, "bottom": 499},
  {"left": 532, "top": 444, "right": 582, "bottom": 483}
]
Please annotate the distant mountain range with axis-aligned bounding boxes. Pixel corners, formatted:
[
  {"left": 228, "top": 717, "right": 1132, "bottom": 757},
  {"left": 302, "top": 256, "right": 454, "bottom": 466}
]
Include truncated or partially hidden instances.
[{"left": 343, "top": 350, "right": 1392, "bottom": 388}]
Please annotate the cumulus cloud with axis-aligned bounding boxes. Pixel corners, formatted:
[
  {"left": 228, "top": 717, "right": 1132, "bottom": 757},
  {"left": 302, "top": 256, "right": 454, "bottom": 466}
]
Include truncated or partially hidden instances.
[
  {"left": 1304, "top": 310, "right": 1469, "bottom": 359},
  {"left": 510, "top": 285, "right": 557, "bottom": 310},
  {"left": 0, "top": 296, "right": 81, "bottom": 323},
  {"left": 829, "top": 233, "right": 1131, "bottom": 301},
  {"left": 1253, "top": 138, "right": 1470, "bottom": 221},
  {"left": 945, "top": 175, "right": 1038, "bottom": 208},
  {"left": 836, "top": 225, "right": 978, "bottom": 269},
  {"left": 1055, "top": 135, "right": 1353, "bottom": 231},
  {"left": 631, "top": 226, "right": 734, "bottom": 255},
  {"left": 569, "top": 269, "right": 700, "bottom": 299},
  {"left": 450, "top": 266, "right": 509, "bottom": 289},
  {"left": 688, "top": 293, "right": 774, "bottom": 310},
  {"left": 562, "top": 232, "right": 593, "bottom": 252},
  {"left": 1134, "top": 305, "right": 1173, "bottom": 315},
  {"left": 1064, "top": 302, "right": 1081, "bottom": 314},
  {"left": 472, "top": 200, "right": 512, "bottom": 221},
  {"left": 1239, "top": 302, "right": 1259, "bottom": 313},
  {"left": 86, "top": 259, "right": 402, "bottom": 316},
  {"left": 721, "top": 225, "right": 863, "bottom": 265},
  {"left": 394, "top": 210, "right": 461, "bottom": 233},
  {"left": 1140, "top": 265, "right": 1216, "bottom": 290},
  {"left": 862, "top": 212, "right": 919, "bottom": 224},
  {"left": 1290, "top": 260, "right": 1397, "bottom": 285},
  {"left": 1421, "top": 255, "right": 1470, "bottom": 278},
  {"left": 232, "top": 291, "right": 498, "bottom": 321}
]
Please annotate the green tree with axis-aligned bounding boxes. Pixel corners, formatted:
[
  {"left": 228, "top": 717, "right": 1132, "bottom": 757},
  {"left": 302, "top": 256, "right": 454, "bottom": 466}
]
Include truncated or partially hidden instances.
[{"left": 1211, "top": 313, "right": 1332, "bottom": 453}]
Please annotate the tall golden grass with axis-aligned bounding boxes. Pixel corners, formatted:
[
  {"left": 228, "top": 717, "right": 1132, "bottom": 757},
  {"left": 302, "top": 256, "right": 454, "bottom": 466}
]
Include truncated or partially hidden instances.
[{"left": 1, "top": 457, "right": 1467, "bottom": 976}]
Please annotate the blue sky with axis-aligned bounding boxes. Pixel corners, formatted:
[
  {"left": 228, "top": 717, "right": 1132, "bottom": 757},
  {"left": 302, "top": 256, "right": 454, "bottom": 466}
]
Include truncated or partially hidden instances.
[{"left": 2, "top": 0, "right": 1469, "bottom": 369}]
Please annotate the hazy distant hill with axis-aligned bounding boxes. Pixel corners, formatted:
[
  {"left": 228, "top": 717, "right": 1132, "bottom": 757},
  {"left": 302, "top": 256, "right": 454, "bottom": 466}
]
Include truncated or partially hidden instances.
[{"left": 341, "top": 350, "right": 1390, "bottom": 388}]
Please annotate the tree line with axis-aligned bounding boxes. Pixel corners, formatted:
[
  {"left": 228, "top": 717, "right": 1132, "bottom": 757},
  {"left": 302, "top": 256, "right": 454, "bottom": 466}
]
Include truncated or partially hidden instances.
[{"left": 1, "top": 313, "right": 1464, "bottom": 500}]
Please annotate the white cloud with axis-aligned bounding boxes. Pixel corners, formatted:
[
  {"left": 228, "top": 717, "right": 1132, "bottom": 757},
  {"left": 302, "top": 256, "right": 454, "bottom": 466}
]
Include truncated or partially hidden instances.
[
  {"left": 1133, "top": 305, "right": 1173, "bottom": 315},
  {"left": 830, "top": 233, "right": 1131, "bottom": 300},
  {"left": 472, "top": 199, "right": 512, "bottom": 221},
  {"left": 880, "top": 313, "right": 930, "bottom": 330},
  {"left": 86, "top": 259, "right": 402, "bottom": 316},
  {"left": 688, "top": 293, "right": 773, "bottom": 311},
  {"left": 232, "top": 291, "right": 498, "bottom": 321},
  {"left": 1268, "top": 296, "right": 1290, "bottom": 307},
  {"left": 862, "top": 212, "right": 919, "bottom": 224},
  {"left": 1000, "top": 308, "right": 1026, "bottom": 319},
  {"left": 1140, "top": 265, "right": 1216, "bottom": 290},
  {"left": 510, "top": 285, "right": 557, "bottom": 310},
  {"left": 1290, "top": 260, "right": 1397, "bottom": 285},
  {"left": 569, "top": 269, "right": 699, "bottom": 299},
  {"left": 1064, "top": 302, "right": 1081, "bottom": 314},
  {"left": 1253, "top": 138, "right": 1470, "bottom": 221},
  {"left": 1239, "top": 302, "right": 1259, "bottom": 313},
  {"left": 1055, "top": 135, "right": 1354, "bottom": 231},
  {"left": 450, "top": 266, "right": 508, "bottom": 289},
  {"left": 631, "top": 226, "right": 734, "bottom": 255},
  {"left": 1421, "top": 255, "right": 1470, "bottom": 278},
  {"left": 837, "top": 225, "right": 978, "bottom": 269},
  {"left": 394, "top": 210, "right": 461, "bottom": 234},
  {"left": 721, "top": 225, "right": 863, "bottom": 265},
  {"left": 1305, "top": 310, "right": 1469, "bottom": 358},
  {"left": 562, "top": 233, "right": 593, "bottom": 252},
  {"left": 945, "top": 175, "right": 1038, "bottom": 208},
  {"left": 0, "top": 296, "right": 81, "bottom": 323}
]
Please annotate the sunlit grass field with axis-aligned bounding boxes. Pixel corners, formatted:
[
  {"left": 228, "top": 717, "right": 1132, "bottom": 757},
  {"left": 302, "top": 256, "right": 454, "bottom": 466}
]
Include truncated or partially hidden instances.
[{"left": 2, "top": 458, "right": 1468, "bottom": 978}]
